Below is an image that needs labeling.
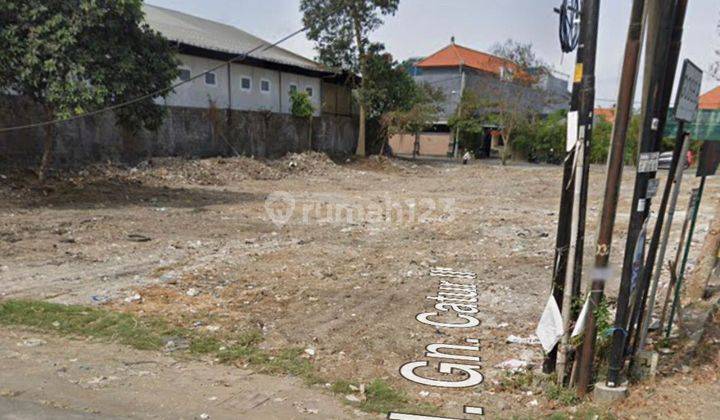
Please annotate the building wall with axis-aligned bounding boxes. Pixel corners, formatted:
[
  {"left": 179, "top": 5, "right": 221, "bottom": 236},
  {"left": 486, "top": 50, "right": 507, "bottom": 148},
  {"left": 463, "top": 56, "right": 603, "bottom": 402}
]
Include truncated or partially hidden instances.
[
  {"left": 0, "top": 96, "right": 358, "bottom": 167},
  {"left": 389, "top": 133, "right": 451, "bottom": 157},
  {"left": 162, "top": 54, "right": 323, "bottom": 116},
  {"left": 413, "top": 67, "right": 569, "bottom": 120}
]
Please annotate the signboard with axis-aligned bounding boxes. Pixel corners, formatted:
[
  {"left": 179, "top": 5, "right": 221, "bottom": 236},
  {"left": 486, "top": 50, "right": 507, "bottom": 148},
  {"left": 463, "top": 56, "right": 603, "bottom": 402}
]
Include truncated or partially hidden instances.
[
  {"left": 665, "top": 109, "right": 720, "bottom": 141},
  {"left": 674, "top": 60, "right": 703, "bottom": 123},
  {"left": 638, "top": 152, "right": 660, "bottom": 173},
  {"left": 566, "top": 111, "right": 579, "bottom": 152},
  {"left": 697, "top": 140, "right": 720, "bottom": 177},
  {"left": 647, "top": 178, "right": 660, "bottom": 198}
]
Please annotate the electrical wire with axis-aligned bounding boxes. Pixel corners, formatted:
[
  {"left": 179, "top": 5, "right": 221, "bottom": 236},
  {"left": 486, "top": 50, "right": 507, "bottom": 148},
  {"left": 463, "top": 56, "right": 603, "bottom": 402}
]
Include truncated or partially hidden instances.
[
  {"left": 0, "top": 27, "right": 307, "bottom": 133},
  {"left": 556, "top": 0, "right": 581, "bottom": 53}
]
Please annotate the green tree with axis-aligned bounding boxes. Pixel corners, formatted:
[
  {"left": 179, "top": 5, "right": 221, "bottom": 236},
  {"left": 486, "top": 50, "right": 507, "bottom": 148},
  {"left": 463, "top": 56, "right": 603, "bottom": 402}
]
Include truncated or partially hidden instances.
[
  {"left": 0, "top": 0, "right": 179, "bottom": 179},
  {"left": 363, "top": 43, "right": 418, "bottom": 120},
  {"left": 300, "top": 0, "right": 399, "bottom": 157},
  {"left": 448, "top": 91, "right": 485, "bottom": 153},
  {"left": 290, "top": 91, "right": 316, "bottom": 149}
]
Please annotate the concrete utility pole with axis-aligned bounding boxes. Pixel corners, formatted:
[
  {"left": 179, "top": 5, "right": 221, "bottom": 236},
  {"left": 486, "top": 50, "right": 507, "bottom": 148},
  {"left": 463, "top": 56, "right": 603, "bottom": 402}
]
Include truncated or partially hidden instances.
[{"left": 600, "top": 0, "right": 677, "bottom": 391}]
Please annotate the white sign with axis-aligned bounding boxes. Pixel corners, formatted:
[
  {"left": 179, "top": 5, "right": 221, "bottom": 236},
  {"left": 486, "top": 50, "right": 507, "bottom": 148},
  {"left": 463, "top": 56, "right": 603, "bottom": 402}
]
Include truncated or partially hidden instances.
[
  {"left": 638, "top": 152, "right": 660, "bottom": 173},
  {"left": 566, "top": 111, "right": 579, "bottom": 152}
]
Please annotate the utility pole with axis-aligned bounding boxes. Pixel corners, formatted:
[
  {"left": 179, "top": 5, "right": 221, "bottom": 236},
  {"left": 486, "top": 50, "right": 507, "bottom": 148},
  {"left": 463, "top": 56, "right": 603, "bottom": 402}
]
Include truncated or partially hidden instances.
[
  {"left": 560, "top": 0, "right": 645, "bottom": 386},
  {"left": 544, "top": 0, "right": 586, "bottom": 374},
  {"left": 635, "top": 58, "right": 701, "bottom": 355},
  {"left": 626, "top": 0, "right": 689, "bottom": 362},
  {"left": 565, "top": 0, "right": 599, "bottom": 396},
  {"left": 452, "top": 66, "right": 466, "bottom": 159},
  {"left": 600, "top": 0, "right": 677, "bottom": 390}
]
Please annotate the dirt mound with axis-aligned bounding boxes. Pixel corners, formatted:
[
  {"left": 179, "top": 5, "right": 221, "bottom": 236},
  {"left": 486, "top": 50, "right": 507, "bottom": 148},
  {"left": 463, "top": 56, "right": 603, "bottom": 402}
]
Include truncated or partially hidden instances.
[
  {"left": 274, "top": 152, "right": 337, "bottom": 176},
  {"left": 130, "top": 157, "right": 283, "bottom": 186}
]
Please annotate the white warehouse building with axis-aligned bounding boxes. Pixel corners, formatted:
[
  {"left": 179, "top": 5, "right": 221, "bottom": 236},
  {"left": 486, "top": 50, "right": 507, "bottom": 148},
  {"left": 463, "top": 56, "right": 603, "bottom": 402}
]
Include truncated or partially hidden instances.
[{"left": 144, "top": 5, "right": 353, "bottom": 117}]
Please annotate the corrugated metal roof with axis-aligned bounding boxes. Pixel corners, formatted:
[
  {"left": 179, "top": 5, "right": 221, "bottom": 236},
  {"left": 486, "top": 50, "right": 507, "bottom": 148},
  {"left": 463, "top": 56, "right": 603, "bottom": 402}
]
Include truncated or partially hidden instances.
[{"left": 143, "top": 4, "right": 326, "bottom": 73}]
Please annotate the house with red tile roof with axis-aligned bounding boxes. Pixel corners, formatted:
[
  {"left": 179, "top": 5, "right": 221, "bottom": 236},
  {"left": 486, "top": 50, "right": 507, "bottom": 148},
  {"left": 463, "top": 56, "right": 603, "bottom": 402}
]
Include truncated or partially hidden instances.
[
  {"left": 699, "top": 85, "right": 720, "bottom": 110},
  {"left": 389, "top": 39, "right": 569, "bottom": 157}
]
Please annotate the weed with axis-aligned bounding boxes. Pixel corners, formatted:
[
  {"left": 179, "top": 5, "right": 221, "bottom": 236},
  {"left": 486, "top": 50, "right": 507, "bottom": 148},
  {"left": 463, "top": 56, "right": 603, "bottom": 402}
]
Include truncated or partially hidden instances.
[
  {"left": 359, "top": 379, "right": 408, "bottom": 413},
  {"left": 544, "top": 382, "right": 580, "bottom": 406}
]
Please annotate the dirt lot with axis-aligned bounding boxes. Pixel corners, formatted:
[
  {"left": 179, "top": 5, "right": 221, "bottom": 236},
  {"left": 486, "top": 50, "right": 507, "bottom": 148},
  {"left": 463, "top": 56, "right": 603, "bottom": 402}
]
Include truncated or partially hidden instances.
[{"left": 1, "top": 154, "right": 718, "bottom": 419}]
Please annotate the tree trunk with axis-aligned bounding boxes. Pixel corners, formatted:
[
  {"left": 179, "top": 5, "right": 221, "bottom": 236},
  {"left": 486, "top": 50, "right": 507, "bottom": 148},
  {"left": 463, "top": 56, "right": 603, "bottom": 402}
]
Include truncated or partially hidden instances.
[
  {"left": 412, "top": 133, "right": 419, "bottom": 160},
  {"left": 308, "top": 116, "right": 313, "bottom": 151},
  {"left": 686, "top": 197, "right": 720, "bottom": 300},
  {"left": 38, "top": 108, "right": 55, "bottom": 181},
  {"left": 357, "top": 104, "right": 366, "bottom": 156},
  {"left": 351, "top": 9, "right": 367, "bottom": 157},
  {"left": 501, "top": 130, "right": 512, "bottom": 166}
]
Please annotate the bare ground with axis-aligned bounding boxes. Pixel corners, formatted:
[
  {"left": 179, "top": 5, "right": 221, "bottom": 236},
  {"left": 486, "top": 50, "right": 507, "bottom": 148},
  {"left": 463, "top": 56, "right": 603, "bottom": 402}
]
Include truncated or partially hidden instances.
[{"left": 1, "top": 154, "right": 718, "bottom": 419}]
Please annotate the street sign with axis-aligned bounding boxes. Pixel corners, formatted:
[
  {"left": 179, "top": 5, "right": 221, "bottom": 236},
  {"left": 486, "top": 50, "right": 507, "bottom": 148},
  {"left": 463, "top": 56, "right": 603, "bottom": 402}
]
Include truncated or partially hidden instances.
[
  {"left": 638, "top": 152, "right": 660, "bottom": 173},
  {"left": 674, "top": 60, "right": 703, "bottom": 123},
  {"left": 697, "top": 140, "right": 720, "bottom": 177}
]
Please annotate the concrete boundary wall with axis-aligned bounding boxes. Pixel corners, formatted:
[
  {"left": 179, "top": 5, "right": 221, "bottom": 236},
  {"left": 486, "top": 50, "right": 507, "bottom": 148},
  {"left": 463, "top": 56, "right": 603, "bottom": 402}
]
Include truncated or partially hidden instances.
[{"left": 0, "top": 97, "right": 358, "bottom": 167}]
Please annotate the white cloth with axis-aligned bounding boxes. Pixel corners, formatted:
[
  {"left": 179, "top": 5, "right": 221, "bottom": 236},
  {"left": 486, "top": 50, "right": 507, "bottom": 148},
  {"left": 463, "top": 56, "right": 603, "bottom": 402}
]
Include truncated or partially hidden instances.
[
  {"left": 572, "top": 294, "right": 591, "bottom": 338},
  {"left": 535, "top": 294, "right": 565, "bottom": 353}
]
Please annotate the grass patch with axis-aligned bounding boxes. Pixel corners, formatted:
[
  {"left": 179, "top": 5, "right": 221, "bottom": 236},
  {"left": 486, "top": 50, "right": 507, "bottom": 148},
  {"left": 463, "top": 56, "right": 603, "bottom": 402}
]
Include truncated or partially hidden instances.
[
  {"left": 0, "top": 300, "right": 431, "bottom": 415},
  {"left": 544, "top": 382, "right": 580, "bottom": 406},
  {"left": 0, "top": 299, "right": 178, "bottom": 350}
]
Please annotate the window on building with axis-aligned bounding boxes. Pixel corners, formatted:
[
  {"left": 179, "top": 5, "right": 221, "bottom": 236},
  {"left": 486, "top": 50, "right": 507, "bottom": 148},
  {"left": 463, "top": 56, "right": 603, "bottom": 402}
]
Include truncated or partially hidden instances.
[
  {"left": 260, "top": 79, "right": 271, "bottom": 93},
  {"left": 289, "top": 84, "right": 298, "bottom": 94},
  {"left": 241, "top": 76, "right": 252, "bottom": 91},
  {"left": 205, "top": 71, "right": 216, "bottom": 86},
  {"left": 178, "top": 68, "right": 191, "bottom": 82},
  {"left": 305, "top": 86, "right": 314, "bottom": 97}
]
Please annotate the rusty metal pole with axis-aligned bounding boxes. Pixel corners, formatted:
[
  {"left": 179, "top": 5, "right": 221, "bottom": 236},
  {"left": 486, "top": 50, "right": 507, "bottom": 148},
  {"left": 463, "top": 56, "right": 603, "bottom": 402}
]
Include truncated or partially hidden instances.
[{"left": 572, "top": 0, "right": 645, "bottom": 390}]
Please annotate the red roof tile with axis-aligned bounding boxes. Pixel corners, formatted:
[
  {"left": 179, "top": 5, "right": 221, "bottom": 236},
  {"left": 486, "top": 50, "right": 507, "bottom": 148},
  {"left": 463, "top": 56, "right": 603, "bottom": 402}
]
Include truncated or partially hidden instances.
[
  {"left": 416, "top": 43, "right": 524, "bottom": 78},
  {"left": 699, "top": 85, "right": 720, "bottom": 110}
]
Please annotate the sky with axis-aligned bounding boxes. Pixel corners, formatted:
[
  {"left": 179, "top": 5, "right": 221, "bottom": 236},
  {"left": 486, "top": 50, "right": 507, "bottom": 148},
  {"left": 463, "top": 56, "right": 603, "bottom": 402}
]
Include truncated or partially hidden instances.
[{"left": 146, "top": 0, "right": 720, "bottom": 105}]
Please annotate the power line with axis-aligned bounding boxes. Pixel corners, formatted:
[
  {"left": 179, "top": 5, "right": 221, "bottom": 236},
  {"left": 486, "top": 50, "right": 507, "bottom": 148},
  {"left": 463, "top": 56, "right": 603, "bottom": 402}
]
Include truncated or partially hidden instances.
[{"left": 0, "top": 27, "right": 307, "bottom": 133}]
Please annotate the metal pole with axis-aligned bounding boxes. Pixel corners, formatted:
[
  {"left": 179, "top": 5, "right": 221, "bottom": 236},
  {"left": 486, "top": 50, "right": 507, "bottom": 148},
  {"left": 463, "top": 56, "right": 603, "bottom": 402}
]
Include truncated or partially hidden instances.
[
  {"left": 557, "top": 138, "right": 585, "bottom": 384},
  {"left": 637, "top": 130, "right": 690, "bottom": 352},
  {"left": 574, "top": 0, "right": 645, "bottom": 388},
  {"left": 570, "top": 0, "right": 600, "bottom": 396},
  {"left": 666, "top": 175, "right": 707, "bottom": 337},
  {"left": 544, "top": 8, "right": 587, "bottom": 373},
  {"left": 603, "top": 0, "right": 678, "bottom": 388},
  {"left": 659, "top": 190, "right": 697, "bottom": 329},
  {"left": 626, "top": 0, "right": 689, "bottom": 360}
]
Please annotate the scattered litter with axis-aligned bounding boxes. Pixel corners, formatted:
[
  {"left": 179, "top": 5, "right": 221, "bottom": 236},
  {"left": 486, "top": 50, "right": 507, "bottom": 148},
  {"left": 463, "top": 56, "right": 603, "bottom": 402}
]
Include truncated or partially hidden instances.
[
  {"left": 528, "top": 399, "right": 539, "bottom": 407},
  {"left": 199, "top": 413, "right": 210, "bottom": 420},
  {"left": 658, "top": 347, "right": 674, "bottom": 355},
  {"left": 418, "top": 391, "right": 430, "bottom": 397},
  {"left": 91, "top": 295, "right": 110, "bottom": 304},
  {"left": 506, "top": 335, "right": 541, "bottom": 346},
  {"left": 124, "top": 293, "right": 142, "bottom": 303},
  {"left": 186, "top": 288, "right": 200, "bottom": 297},
  {"left": 20, "top": 338, "right": 47, "bottom": 347},
  {"left": 205, "top": 325, "right": 220, "bottom": 332},
  {"left": 127, "top": 234, "right": 151, "bottom": 242},
  {"left": 495, "top": 359, "right": 531, "bottom": 372},
  {"left": 304, "top": 348, "right": 316, "bottom": 357},
  {"left": 345, "top": 395, "right": 361, "bottom": 402}
]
